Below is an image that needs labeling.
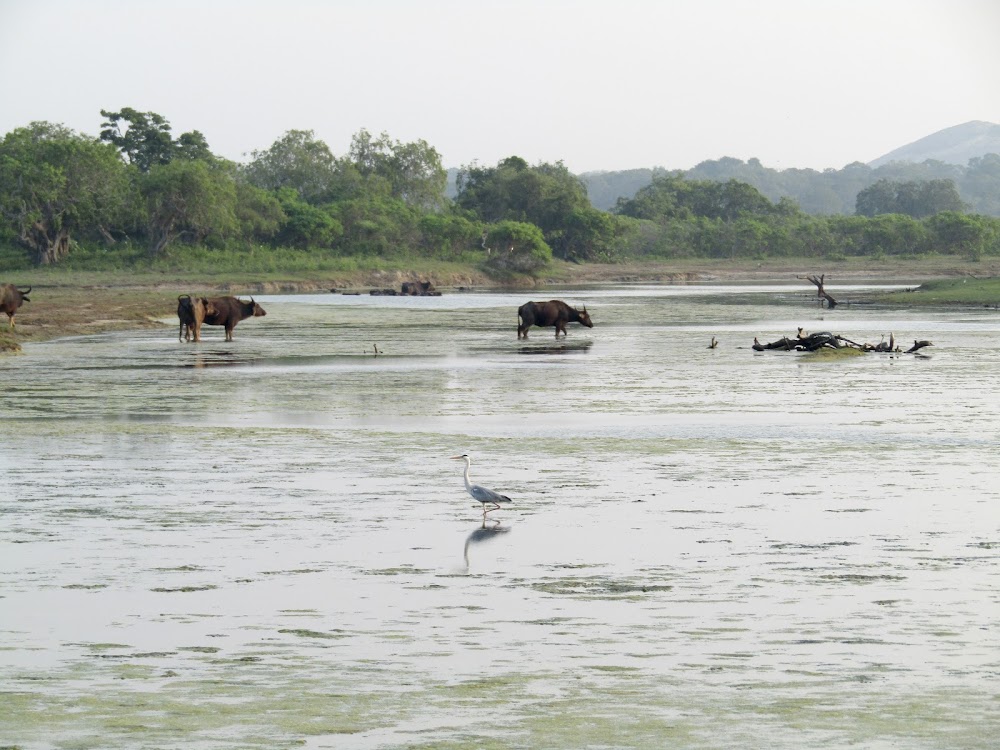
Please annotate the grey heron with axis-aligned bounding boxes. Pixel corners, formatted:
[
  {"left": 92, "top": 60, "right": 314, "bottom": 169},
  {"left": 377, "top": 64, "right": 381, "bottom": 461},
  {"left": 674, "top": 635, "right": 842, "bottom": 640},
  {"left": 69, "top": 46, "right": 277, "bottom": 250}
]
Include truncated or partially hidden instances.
[{"left": 450, "top": 454, "right": 512, "bottom": 516}]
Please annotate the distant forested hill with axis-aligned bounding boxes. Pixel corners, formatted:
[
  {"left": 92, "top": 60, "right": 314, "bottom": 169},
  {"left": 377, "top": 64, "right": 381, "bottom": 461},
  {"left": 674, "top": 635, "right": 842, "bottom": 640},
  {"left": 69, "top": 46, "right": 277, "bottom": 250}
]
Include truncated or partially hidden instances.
[{"left": 577, "top": 121, "right": 1000, "bottom": 217}]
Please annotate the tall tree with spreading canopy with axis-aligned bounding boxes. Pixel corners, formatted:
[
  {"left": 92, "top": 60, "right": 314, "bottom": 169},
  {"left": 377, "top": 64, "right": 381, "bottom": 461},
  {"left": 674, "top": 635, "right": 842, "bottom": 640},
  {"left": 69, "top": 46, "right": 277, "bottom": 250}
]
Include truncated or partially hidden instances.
[
  {"left": 0, "top": 122, "right": 132, "bottom": 265},
  {"left": 455, "top": 156, "right": 605, "bottom": 259},
  {"left": 141, "top": 159, "right": 238, "bottom": 255},
  {"left": 348, "top": 129, "right": 447, "bottom": 209},
  {"left": 616, "top": 175, "right": 777, "bottom": 222},
  {"left": 99, "top": 108, "right": 213, "bottom": 172},
  {"left": 242, "top": 129, "right": 341, "bottom": 204},
  {"left": 855, "top": 178, "right": 966, "bottom": 218}
]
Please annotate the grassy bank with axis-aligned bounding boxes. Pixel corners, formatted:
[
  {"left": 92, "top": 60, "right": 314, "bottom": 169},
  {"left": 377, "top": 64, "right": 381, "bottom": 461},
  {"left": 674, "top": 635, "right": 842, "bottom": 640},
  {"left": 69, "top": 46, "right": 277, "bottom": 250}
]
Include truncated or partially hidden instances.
[
  {"left": 879, "top": 277, "right": 1000, "bottom": 306},
  {"left": 2, "top": 256, "right": 998, "bottom": 353}
]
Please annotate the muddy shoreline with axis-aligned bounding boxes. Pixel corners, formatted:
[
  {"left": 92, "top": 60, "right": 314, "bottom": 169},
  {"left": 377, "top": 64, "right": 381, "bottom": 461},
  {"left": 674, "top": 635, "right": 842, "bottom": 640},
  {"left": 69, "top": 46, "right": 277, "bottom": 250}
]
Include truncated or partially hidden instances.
[{"left": 2, "top": 257, "right": 996, "bottom": 352}]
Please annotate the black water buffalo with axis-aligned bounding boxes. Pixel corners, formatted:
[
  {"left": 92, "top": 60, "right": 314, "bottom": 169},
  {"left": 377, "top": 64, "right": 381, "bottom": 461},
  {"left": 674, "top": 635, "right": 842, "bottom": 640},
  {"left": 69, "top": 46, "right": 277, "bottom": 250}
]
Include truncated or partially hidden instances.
[
  {"left": 0, "top": 283, "right": 31, "bottom": 329},
  {"left": 202, "top": 296, "right": 267, "bottom": 341},
  {"left": 517, "top": 300, "right": 593, "bottom": 339},
  {"left": 177, "top": 294, "right": 217, "bottom": 343},
  {"left": 401, "top": 280, "right": 438, "bottom": 296}
]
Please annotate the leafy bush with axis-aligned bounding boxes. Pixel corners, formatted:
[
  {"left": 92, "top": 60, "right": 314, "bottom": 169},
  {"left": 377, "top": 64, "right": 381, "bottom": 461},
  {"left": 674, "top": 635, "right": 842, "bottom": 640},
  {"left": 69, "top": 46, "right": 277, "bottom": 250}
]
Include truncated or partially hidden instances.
[{"left": 482, "top": 221, "right": 552, "bottom": 277}]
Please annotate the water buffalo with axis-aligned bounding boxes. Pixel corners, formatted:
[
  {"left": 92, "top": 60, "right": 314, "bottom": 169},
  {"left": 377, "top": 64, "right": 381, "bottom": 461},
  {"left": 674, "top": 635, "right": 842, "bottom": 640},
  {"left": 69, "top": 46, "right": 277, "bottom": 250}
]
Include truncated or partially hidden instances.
[
  {"left": 177, "top": 294, "right": 217, "bottom": 343},
  {"left": 0, "top": 283, "right": 31, "bottom": 329},
  {"left": 517, "top": 300, "right": 593, "bottom": 339},
  {"left": 401, "top": 280, "right": 438, "bottom": 296},
  {"left": 202, "top": 296, "right": 266, "bottom": 341}
]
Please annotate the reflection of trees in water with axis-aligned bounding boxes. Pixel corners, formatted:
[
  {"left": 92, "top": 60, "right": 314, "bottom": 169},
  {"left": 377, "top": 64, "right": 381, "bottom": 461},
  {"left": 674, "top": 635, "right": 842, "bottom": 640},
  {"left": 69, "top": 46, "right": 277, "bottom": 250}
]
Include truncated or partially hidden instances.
[{"left": 463, "top": 520, "right": 511, "bottom": 570}]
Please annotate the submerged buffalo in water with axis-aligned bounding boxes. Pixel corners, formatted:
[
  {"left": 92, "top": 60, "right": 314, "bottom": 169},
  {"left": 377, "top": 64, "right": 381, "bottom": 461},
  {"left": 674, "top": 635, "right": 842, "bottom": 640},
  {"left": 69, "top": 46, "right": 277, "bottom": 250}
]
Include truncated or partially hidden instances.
[
  {"left": 0, "top": 283, "right": 31, "bottom": 329},
  {"left": 400, "top": 280, "right": 438, "bottom": 296},
  {"left": 201, "top": 296, "right": 267, "bottom": 341},
  {"left": 517, "top": 300, "right": 593, "bottom": 339}
]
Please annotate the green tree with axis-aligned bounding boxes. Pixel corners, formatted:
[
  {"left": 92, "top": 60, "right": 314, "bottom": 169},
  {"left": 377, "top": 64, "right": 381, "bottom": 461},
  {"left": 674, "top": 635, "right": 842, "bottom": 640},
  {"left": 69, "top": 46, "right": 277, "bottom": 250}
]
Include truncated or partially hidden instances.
[
  {"left": 551, "top": 207, "right": 620, "bottom": 261},
  {"left": 918, "top": 179, "right": 967, "bottom": 216},
  {"left": 615, "top": 175, "right": 776, "bottom": 223},
  {"left": 962, "top": 154, "right": 1000, "bottom": 215},
  {"left": 349, "top": 129, "right": 447, "bottom": 209},
  {"left": 0, "top": 122, "right": 132, "bottom": 265},
  {"left": 233, "top": 180, "right": 285, "bottom": 242},
  {"left": 925, "top": 211, "right": 995, "bottom": 259},
  {"left": 482, "top": 220, "right": 552, "bottom": 277},
  {"left": 243, "top": 130, "right": 340, "bottom": 204},
  {"left": 417, "top": 212, "right": 481, "bottom": 258},
  {"left": 332, "top": 194, "right": 421, "bottom": 256},
  {"left": 456, "top": 156, "right": 593, "bottom": 257},
  {"left": 855, "top": 179, "right": 897, "bottom": 217},
  {"left": 614, "top": 173, "right": 689, "bottom": 220},
  {"left": 274, "top": 188, "right": 342, "bottom": 249},
  {"left": 856, "top": 178, "right": 965, "bottom": 218},
  {"left": 99, "top": 108, "right": 213, "bottom": 172},
  {"left": 141, "top": 159, "right": 237, "bottom": 255},
  {"left": 861, "top": 214, "right": 928, "bottom": 256},
  {"left": 174, "top": 130, "right": 214, "bottom": 162}
]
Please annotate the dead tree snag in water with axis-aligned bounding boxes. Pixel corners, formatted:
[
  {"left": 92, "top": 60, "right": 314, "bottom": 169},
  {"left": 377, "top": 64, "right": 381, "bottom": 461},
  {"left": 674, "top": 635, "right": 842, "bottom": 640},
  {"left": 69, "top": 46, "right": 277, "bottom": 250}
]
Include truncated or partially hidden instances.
[{"left": 798, "top": 273, "right": 838, "bottom": 309}]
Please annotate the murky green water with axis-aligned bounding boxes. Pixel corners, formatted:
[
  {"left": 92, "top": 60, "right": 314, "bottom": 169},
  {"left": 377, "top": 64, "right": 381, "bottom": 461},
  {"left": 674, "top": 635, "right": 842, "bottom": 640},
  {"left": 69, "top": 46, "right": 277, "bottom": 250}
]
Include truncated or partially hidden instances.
[{"left": 2, "top": 283, "right": 998, "bottom": 749}]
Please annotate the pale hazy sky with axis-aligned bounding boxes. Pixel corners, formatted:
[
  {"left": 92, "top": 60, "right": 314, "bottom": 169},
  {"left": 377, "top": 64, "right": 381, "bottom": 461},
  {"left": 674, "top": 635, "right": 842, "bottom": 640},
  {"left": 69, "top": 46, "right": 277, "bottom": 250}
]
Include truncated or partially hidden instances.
[{"left": 1, "top": 0, "right": 997, "bottom": 173}]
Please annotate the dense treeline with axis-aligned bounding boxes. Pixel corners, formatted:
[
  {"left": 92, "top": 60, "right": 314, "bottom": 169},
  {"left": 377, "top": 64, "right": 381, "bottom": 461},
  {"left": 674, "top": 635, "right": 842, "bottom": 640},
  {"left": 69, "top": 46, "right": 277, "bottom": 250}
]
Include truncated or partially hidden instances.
[
  {"left": 611, "top": 174, "right": 999, "bottom": 261},
  {"left": 583, "top": 155, "right": 1000, "bottom": 216},
  {"left": 1, "top": 110, "right": 999, "bottom": 278}
]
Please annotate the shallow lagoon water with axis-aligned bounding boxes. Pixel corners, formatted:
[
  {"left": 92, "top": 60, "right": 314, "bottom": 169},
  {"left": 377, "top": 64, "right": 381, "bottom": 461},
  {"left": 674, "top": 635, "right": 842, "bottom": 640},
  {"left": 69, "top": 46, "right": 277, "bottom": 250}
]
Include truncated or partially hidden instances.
[{"left": 1, "top": 283, "right": 998, "bottom": 749}]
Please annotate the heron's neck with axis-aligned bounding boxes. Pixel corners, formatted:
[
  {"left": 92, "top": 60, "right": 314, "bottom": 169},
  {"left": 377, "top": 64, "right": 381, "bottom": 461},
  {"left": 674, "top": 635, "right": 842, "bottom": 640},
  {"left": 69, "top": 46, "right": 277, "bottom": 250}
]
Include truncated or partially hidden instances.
[{"left": 463, "top": 460, "right": 473, "bottom": 491}]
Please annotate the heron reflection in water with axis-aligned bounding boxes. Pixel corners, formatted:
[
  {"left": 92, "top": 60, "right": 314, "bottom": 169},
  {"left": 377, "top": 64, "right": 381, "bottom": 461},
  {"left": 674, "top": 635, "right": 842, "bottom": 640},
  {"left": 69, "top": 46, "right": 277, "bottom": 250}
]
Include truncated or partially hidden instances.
[
  {"left": 450, "top": 454, "right": 512, "bottom": 517},
  {"left": 463, "top": 519, "right": 511, "bottom": 570}
]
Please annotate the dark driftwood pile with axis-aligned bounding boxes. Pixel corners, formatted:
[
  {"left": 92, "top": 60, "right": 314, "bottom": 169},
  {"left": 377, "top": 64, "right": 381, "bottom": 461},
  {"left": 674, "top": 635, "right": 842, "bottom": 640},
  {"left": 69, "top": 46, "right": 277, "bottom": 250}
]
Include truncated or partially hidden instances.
[{"left": 753, "top": 328, "right": 933, "bottom": 354}]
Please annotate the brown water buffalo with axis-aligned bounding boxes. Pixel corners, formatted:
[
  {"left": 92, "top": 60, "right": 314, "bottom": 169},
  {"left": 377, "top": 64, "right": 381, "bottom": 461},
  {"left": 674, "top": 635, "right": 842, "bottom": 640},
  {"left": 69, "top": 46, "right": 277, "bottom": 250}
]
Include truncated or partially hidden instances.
[
  {"left": 1, "top": 283, "right": 31, "bottom": 329},
  {"left": 517, "top": 300, "right": 593, "bottom": 339},
  {"left": 202, "top": 296, "right": 267, "bottom": 341},
  {"left": 177, "top": 294, "right": 217, "bottom": 343}
]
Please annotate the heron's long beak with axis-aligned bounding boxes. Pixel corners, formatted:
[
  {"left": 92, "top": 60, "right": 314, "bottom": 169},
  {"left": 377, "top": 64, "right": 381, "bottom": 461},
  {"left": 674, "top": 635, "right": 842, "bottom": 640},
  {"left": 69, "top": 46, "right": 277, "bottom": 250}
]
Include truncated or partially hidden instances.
[{"left": 449, "top": 455, "right": 464, "bottom": 460}]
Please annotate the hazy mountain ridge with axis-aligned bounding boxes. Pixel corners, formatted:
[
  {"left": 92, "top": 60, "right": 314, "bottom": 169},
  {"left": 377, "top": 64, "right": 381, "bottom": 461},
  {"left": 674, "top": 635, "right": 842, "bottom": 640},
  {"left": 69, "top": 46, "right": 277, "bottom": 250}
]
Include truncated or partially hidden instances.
[
  {"left": 447, "top": 122, "right": 1000, "bottom": 216},
  {"left": 868, "top": 121, "right": 1000, "bottom": 168}
]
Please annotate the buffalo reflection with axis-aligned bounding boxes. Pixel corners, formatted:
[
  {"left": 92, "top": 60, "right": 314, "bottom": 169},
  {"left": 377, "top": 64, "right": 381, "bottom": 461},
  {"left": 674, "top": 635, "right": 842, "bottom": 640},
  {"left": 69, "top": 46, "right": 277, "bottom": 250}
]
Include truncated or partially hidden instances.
[
  {"left": 463, "top": 519, "right": 511, "bottom": 570},
  {"left": 189, "top": 352, "right": 255, "bottom": 369},
  {"left": 517, "top": 341, "right": 593, "bottom": 356}
]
